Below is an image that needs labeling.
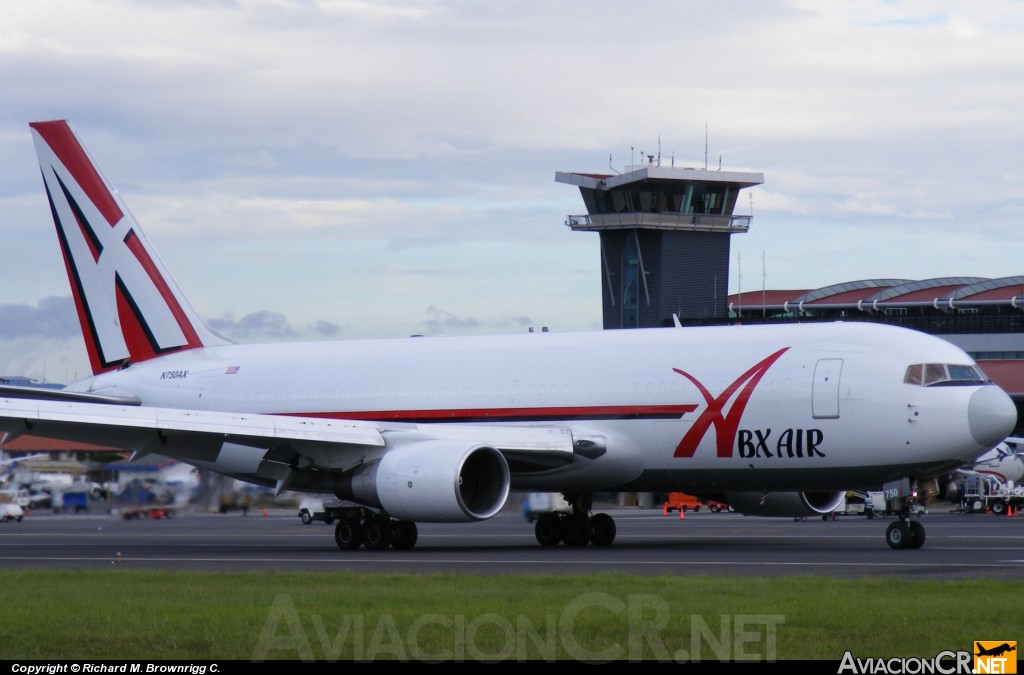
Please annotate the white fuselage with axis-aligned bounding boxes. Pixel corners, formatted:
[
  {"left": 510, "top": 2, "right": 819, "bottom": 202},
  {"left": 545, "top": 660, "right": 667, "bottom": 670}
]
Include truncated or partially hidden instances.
[{"left": 67, "top": 321, "right": 1012, "bottom": 494}]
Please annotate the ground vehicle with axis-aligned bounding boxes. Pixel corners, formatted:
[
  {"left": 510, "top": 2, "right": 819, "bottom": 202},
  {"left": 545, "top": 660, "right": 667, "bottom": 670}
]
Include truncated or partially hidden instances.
[
  {"left": 662, "top": 492, "right": 703, "bottom": 514},
  {"left": 707, "top": 499, "right": 733, "bottom": 513},
  {"left": 0, "top": 502, "right": 24, "bottom": 522},
  {"left": 842, "top": 491, "right": 888, "bottom": 518},
  {"left": 0, "top": 489, "right": 31, "bottom": 509},
  {"left": 522, "top": 493, "right": 572, "bottom": 522},
  {"left": 55, "top": 490, "right": 89, "bottom": 514},
  {"left": 121, "top": 505, "right": 176, "bottom": 519},
  {"left": 956, "top": 475, "right": 1024, "bottom": 515},
  {"left": 298, "top": 499, "right": 347, "bottom": 525}
]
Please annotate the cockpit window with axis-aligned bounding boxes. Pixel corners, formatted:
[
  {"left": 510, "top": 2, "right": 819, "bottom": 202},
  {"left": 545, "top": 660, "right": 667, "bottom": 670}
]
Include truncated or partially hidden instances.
[{"left": 904, "top": 363, "right": 990, "bottom": 386}]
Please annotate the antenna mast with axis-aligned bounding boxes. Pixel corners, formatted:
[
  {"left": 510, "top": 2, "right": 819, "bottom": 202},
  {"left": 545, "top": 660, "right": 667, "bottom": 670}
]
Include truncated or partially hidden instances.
[
  {"left": 736, "top": 250, "right": 742, "bottom": 318},
  {"left": 761, "top": 251, "right": 767, "bottom": 318},
  {"left": 704, "top": 122, "right": 708, "bottom": 170}
]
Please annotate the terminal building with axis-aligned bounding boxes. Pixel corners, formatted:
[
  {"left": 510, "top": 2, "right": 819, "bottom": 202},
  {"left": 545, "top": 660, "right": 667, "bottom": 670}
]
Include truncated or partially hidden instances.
[{"left": 557, "top": 160, "right": 1024, "bottom": 431}]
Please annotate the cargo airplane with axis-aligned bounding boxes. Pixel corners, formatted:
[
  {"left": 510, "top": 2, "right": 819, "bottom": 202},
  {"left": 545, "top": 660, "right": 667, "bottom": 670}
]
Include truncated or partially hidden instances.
[{"left": 0, "top": 120, "right": 1016, "bottom": 551}]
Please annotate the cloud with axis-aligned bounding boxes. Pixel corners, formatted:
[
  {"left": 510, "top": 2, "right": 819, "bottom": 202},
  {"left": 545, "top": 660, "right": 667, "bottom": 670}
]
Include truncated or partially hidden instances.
[
  {"left": 0, "top": 297, "right": 78, "bottom": 339},
  {"left": 208, "top": 310, "right": 342, "bottom": 341},
  {"left": 4, "top": 0, "right": 1024, "bottom": 358},
  {"left": 418, "top": 305, "right": 533, "bottom": 335}
]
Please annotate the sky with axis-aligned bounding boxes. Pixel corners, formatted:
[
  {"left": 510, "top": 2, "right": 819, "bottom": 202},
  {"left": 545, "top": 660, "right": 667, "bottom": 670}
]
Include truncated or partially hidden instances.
[{"left": 2, "top": 0, "right": 1024, "bottom": 384}]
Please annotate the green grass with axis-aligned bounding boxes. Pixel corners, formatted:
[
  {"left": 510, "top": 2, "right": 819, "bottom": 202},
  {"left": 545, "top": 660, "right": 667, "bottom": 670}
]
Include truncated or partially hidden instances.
[{"left": 0, "top": 571, "right": 1014, "bottom": 661}]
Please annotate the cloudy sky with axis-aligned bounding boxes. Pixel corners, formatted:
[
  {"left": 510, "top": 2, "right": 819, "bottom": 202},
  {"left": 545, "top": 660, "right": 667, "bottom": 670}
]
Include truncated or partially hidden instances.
[{"left": 2, "top": 0, "right": 1023, "bottom": 384}]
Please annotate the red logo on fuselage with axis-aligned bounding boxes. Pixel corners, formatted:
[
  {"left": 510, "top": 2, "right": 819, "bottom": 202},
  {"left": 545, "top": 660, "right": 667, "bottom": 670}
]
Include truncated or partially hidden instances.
[{"left": 673, "top": 347, "right": 790, "bottom": 458}]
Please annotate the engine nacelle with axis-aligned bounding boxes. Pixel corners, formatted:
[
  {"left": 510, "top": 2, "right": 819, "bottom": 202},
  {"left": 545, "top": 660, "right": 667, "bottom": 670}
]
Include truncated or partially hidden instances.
[
  {"left": 724, "top": 491, "right": 846, "bottom": 517},
  {"left": 334, "top": 440, "right": 510, "bottom": 523}
]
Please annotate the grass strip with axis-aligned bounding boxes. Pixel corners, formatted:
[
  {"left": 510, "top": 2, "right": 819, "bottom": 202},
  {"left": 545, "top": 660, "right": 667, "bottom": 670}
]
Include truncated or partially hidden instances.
[{"left": 0, "top": 570, "right": 1013, "bottom": 661}]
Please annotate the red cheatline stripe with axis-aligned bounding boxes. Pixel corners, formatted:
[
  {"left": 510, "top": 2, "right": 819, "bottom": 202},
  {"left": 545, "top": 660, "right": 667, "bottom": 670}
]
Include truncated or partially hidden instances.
[
  {"left": 30, "top": 121, "right": 123, "bottom": 228},
  {"left": 283, "top": 404, "right": 697, "bottom": 421}
]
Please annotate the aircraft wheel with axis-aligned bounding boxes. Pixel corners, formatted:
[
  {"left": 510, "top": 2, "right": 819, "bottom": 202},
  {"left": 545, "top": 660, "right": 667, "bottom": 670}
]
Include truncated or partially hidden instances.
[
  {"left": 562, "top": 514, "right": 592, "bottom": 547},
  {"left": 885, "top": 521, "right": 910, "bottom": 549},
  {"left": 362, "top": 518, "right": 392, "bottom": 550},
  {"left": 392, "top": 521, "right": 418, "bottom": 550},
  {"left": 589, "top": 513, "right": 616, "bottom": 546},
  {"left": 535, "top": 513, "right": 562, "bottom": 546},
  {"left": 335, "top": 520, "right": 362, "bottom": 550},
  {"left": 907, "top": 521, "right": 926, "bottom": 549}
]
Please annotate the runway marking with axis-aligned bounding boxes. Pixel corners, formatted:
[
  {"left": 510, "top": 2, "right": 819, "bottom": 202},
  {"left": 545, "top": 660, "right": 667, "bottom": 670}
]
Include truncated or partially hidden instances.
[{"left": 2, "top": 555, "right": 1024, "bottom": 570}]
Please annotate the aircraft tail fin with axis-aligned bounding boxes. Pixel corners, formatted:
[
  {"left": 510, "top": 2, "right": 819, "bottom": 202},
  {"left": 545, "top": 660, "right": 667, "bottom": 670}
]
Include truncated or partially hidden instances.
[{"left": 29, "top": 120, "right": 230, "bottom": 376}]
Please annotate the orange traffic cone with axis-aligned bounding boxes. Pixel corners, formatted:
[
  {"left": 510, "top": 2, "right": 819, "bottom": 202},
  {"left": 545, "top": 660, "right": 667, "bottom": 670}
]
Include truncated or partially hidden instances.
[
  {"left": 678, "top": 507, "right": 685, "bottom": 520},
  {"left": 662, "top": 503, "right": 669, "bottom": 516},
  {"left": 262, "top": 506, "right": 268, "bottom": 518}
]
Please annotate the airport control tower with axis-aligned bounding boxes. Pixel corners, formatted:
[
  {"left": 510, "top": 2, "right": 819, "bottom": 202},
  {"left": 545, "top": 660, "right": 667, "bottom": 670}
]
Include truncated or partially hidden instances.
[{"left": 557, "top": 158, "right": 764, "bottom": 329}]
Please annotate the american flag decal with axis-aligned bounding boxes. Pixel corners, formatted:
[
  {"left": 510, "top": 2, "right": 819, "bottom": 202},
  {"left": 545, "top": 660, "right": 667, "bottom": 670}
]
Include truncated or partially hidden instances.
[{"left": 225, "top": 366, "right": 240, "bottom": 375}]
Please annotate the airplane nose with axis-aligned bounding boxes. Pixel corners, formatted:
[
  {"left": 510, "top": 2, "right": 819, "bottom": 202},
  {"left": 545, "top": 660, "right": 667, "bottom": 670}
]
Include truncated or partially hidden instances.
[{"left": 969, "top": 386, "right": 1018, "bottom": 448}]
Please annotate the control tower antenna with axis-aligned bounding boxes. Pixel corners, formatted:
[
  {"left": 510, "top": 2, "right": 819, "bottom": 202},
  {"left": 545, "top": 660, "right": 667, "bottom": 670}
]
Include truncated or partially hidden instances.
[{"left": 704, "top": 121, "right": 708, "bottom": 171}]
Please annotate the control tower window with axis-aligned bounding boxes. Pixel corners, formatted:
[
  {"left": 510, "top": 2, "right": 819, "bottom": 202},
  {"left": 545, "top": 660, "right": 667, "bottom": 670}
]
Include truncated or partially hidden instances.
[{"left": 622, "top": 235, "right": 640, "bottom": 328}]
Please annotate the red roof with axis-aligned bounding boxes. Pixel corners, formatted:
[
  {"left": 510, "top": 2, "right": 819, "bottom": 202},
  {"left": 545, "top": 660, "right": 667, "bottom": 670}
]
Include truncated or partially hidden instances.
[
  {"left": 730, "top": 290, "right": 810, "bottom": 306},
  {"left": 1, "top": 435, "right": 119, "bottom": 452},
  {"left": 977, "top": 360, "right": 1024, "bottom": 396}
]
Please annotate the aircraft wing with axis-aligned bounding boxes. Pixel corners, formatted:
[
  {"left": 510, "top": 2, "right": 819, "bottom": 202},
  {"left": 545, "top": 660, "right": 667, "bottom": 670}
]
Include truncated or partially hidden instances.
[
  {"left": 0, "top": 384, "right": 141, "bottom": 406},
  {"left": 0, "top": 395, "right": 575, "bottom": 473}
]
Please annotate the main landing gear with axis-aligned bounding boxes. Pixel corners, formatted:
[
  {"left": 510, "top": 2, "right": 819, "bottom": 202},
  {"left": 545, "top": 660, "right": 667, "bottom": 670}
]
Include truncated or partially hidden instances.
[
  {"left": 333, "top": 509, "right": 419, "bottom": 551},
  {"left": 534, "top": 494, "right": 617, "bottom": 547}
]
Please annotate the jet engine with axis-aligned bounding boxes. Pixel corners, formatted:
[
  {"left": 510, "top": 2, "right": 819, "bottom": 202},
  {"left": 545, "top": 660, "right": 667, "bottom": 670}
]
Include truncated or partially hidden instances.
[
  {"left": 334, "top": 440, "right": 510, "bottom": 523},
  {"left": 724, "top": 490, "right": 846, "bottom": 517}
]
